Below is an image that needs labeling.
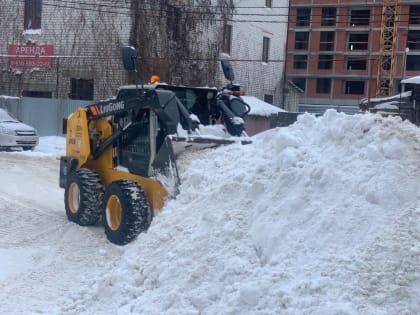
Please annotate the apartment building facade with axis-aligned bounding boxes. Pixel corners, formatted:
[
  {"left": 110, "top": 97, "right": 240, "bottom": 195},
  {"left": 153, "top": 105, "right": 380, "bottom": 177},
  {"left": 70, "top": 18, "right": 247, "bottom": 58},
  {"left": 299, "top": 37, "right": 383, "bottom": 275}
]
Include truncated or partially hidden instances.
[
  {"left": 0, "top": 0, "right": 287, "bottom": 106},
  {"left": 286, "top": 0, "right": 420, "bottom": 107}
]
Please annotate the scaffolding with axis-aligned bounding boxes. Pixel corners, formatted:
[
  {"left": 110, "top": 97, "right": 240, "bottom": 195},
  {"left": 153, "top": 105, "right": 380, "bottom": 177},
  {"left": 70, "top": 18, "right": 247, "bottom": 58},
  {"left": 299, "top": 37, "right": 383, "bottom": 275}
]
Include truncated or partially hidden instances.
[{"left": 376, "top": 0, "right": 400, "bottom": 96}]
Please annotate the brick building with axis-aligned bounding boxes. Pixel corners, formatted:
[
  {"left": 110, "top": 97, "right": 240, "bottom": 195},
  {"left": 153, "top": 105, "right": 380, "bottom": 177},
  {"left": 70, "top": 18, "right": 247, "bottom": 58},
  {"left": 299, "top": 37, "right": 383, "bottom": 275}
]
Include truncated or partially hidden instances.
[
  {"left": 285, "top": 0, "right": 420, "bottom": 107},
  {"left": 0, "top": 0, "right": 287, "bottom": 106},
  {"left": 0, "top": 0, "right": 132, "bottom": 100}
]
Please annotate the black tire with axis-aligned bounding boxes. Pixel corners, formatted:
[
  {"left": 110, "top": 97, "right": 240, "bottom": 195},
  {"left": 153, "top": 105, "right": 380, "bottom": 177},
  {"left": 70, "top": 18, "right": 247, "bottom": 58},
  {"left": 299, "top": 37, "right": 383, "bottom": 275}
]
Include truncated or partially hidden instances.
[
  {"left": 64, "top": 168, "right": 103, "bottom": 226},
  {"left": 23, "top": 146, "right": 35, "bottom": 151},
  {"left": 102, "top": 180, "right": 151, "bottom": 245}
]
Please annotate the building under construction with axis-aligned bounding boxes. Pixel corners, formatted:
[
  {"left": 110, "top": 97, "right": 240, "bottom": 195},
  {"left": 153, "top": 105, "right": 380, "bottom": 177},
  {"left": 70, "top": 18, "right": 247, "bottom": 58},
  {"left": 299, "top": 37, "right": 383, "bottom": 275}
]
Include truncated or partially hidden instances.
[{"left": 286, "top": 0, "right": 420, "bottom": 107}]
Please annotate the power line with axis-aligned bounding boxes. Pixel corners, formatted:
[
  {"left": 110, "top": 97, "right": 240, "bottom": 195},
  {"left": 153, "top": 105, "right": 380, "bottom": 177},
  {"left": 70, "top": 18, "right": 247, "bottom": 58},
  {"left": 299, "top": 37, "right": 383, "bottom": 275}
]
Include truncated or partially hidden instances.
[
  {"left": 14, "top": 0, "right": 289, "bottom": 23},
  {"left": 38, "top": 0, "right": 420, "bottom": 19},
  {"left": 51, "top": 0, "right": 293, "bottom": 11},
  {"left": 10, "top": 0, "right": 418, "bottom": 25},
  {"left": 51, "top": 0, "right": 288, "bottom": 16},
  {"left": 0, "top": 54, "right": 285, "bottom": 63},
  {"left": 11, "top": 0, "right": 287, "bottom": 23},
  {"left": 16, "top": 0, "right": 289, "bottom": 16}
]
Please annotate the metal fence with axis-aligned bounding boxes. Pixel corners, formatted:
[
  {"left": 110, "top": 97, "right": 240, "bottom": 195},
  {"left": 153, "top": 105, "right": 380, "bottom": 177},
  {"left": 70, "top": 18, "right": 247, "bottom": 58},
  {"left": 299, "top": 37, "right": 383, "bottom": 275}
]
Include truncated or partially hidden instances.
[
  {"left": 298, "top": 104, "right": 361, "bottom": 116},
  {"left": 0, "top": 96, "right": 91, "bottom": 137}
]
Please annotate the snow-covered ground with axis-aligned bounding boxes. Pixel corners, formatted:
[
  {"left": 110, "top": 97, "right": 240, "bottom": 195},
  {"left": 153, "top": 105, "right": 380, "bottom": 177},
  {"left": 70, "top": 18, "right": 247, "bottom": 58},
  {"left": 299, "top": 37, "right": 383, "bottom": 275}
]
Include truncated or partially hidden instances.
[{"left": 1, "top": 110, "right": 420, "bottom": 314}]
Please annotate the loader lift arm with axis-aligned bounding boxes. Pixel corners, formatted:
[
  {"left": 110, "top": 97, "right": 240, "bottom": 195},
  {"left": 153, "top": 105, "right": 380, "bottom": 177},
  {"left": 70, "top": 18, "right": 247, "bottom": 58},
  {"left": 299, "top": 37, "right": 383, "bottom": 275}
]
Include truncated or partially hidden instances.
[{"left": 85, "top": 89, "right": 192, "bottom": 161}]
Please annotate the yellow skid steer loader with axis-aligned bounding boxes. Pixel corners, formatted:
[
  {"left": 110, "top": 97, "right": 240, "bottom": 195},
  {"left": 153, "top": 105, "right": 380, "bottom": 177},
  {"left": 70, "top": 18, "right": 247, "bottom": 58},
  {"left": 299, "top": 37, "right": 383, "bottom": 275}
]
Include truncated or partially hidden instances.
[{"left": 59, "top": 47, "right": 251, "bottom": 245}]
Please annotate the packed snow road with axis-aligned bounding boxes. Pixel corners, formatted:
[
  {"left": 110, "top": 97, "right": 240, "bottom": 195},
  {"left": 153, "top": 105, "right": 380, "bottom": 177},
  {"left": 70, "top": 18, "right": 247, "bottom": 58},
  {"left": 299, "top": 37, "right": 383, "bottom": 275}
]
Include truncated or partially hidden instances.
[{"left": 0, "top": 150, "right": 122, "bottom": 314}]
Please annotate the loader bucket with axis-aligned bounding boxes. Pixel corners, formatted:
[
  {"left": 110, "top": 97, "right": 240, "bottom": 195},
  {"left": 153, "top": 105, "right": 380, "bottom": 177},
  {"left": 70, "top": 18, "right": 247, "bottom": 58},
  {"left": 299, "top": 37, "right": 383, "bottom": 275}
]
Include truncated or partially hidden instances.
[
  {"left": 152, "top": 133, "right": 251, "bottom": 197},
  {"left": 152, "top": 136, "right": 181, "bottom": 197},
  {"left": 169, "top": 135, "right": 251, "bottom": 157}
]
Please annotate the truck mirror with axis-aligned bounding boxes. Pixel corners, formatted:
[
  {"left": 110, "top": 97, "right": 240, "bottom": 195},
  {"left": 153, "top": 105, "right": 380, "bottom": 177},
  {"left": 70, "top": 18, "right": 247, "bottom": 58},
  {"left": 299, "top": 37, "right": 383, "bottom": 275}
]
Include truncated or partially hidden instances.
[
  {"left": 121, "top": 46, "right": 138, "bottom": 71},
  {"left": 221, "top": 59, "right": 235, "bottom": 82},
  {"left": 230, "top": 98, "right": 250, "bottom": 118}
]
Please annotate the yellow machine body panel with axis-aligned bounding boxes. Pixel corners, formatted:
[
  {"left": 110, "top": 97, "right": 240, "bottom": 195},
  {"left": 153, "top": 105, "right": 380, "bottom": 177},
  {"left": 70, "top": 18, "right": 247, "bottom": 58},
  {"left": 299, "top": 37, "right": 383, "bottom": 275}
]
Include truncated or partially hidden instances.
[
  {"left": 65, "top": 108, "right": 91, "bottom": 168},
  {"left": 87, "top": 164, "right": 169, "bottom": 215},
  {"left": 65, "top": 107, "right": 168, "bottom": 214}
]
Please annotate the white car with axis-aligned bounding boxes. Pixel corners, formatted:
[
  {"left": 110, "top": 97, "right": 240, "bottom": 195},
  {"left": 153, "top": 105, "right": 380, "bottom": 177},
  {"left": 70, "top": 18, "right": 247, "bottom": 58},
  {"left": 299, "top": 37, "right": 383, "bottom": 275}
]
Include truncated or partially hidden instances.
[{"left": 0, "top": 108, "right": 39, "bottom": 151}]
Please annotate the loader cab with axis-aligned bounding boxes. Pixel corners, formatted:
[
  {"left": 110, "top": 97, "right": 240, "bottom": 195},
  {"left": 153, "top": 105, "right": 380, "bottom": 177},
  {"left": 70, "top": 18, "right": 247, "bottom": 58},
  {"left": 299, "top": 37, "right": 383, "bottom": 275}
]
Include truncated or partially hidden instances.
[
  {"left": 110, "top": 89, "right": 187, "bottom": 179},
  {"left": 114, "top": 108, "right": 155, "bottom": 177},
  {"left": 116, "top": 85, "right": 219, "bottom": 126},
  {"left": 119, "top": 46, "right": 250, "bottom": 137},
  {"left": 155, "top": 85, "right": 218, "bottom": 125},
  {"left": 118, "top": 46, "right": 216, "bottom": 125}
]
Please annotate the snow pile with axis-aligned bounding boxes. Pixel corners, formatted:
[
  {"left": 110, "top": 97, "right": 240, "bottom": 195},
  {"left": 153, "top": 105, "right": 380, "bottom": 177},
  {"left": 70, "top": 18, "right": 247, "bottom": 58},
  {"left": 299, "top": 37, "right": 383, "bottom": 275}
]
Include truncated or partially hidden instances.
[
  {"left": 373, "top": 102, "right": 399, "bottom": 110},
  {"left": 60, "top": 110, "right": 420, "bottom": 315}
]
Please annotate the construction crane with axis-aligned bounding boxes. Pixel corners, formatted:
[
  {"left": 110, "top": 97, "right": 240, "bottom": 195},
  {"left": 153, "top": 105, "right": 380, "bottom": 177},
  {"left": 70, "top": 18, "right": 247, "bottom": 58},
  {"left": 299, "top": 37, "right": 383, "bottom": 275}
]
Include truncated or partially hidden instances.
[{"left": 376, "top": 0, "right": 400, "bottom": 97}]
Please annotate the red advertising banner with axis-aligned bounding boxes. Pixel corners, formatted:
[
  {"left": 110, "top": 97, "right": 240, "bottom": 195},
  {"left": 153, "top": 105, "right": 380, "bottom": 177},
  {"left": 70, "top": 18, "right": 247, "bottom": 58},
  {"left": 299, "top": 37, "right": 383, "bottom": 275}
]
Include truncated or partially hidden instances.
[{"left": 8, "top": 44, "right": 54, "bottom": 69}]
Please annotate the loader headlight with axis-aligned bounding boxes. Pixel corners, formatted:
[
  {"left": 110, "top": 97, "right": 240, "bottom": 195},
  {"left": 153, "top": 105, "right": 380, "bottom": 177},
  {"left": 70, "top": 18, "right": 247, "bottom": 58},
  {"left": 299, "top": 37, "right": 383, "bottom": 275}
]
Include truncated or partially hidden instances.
[
  {"left": 0, "top": 126, "right": 16, "bottom": 135},
  {"left": 231, "top": 117, "right": 244, "bottom": 125}
]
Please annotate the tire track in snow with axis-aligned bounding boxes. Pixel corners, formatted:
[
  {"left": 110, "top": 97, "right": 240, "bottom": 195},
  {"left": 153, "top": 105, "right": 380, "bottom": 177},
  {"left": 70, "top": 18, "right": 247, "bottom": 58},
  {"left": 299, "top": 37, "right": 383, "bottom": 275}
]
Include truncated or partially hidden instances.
[
  {"left": 0, "top": 153, "right": 65, "bottom": 248},
  {"left": 0, "top": 195, "right": 66, "bottom": 248},
  {"left": 0, "top": 152, "right": 123, "bottom": 314}
]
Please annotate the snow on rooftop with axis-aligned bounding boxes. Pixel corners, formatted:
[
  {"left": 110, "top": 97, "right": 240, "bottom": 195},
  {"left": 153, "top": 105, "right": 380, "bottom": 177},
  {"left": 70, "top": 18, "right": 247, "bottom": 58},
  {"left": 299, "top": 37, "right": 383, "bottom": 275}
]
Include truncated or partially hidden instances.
[
  {"left": 0, "top": 95, "right": 20, "bottom": 100},
  {"left": 242, "top": 96, "right": 285, "bottom": 117},
  {"left": 401, "top": 75, "right": 420, "bottom": 85},
  {"left": 360, "top": 91, "right": 412, "bottom": 105}
]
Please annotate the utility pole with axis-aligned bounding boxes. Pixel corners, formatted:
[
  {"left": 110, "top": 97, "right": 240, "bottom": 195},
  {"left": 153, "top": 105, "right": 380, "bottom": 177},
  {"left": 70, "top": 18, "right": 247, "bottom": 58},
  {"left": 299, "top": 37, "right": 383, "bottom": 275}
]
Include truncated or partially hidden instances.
[{"left": 402, "top": 47, "right": 409, "bottom": 92}]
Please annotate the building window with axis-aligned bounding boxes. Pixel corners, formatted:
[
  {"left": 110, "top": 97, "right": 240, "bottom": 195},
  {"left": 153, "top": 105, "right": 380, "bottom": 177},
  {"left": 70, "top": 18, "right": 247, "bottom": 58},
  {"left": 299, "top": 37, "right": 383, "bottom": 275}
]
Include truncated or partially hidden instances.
[
  {"left": 409, "top": 5, "right": 420, "bottom": 24},
  {"left": 222, "top": 24, "right": 232, "bottom": 54},
  {"left": 24, "top": 0, "right": 42, "bottom": 30},
  {"left": 346, "top": 57, "right": 367, "bottom": 70},
  {"left": 407, "top": 55, "right": 420, "bottom": 70},
  {"left": 318, "top": 55, "right": 333, "bottom": 69},
  {"left": 262, "top": 37, "right": 270, "bottom": 62},
  {"left": 348, "top": 33, "right": 368, "bottom": 50},
  {"left": 344, "top": 81, "right": 364, "bottom": 95},
  {"left": 292, "top": 78, "right": 306, "bottom": 91},
  {"left": 264, "top": 94, "right": 274, "bottom": 104},
  {"left": 296, "top": 8, "right": 311, "bottom": 27},
  {"left": 71, "top": 78, "right": 94, "bottom": 100},
  {"left": 293, "top": 55, "right": 308, "bottom": 69},
  {"left": 407, "top": 30, "right": 420, "bottom": 50},
  {"left": 316, "top": 78, "right": 331, "bottom": 94},
  {"left": 321, "top": 7, "right": 336, "bottom": 26},
  {"left": 265, "top": 0, "right": 272, "bottom": 8},
  {"left": 295, "top": 32, "right": 309, "bottom": 50},
  {"left": 350, "top": 9, "right": 370, "bottom": 26},
  {"left": 320, "top": 32, "right": 335, "bottom": 51},
  {"left": 167, "top": 5, "right": 182, "bottom": 40}
]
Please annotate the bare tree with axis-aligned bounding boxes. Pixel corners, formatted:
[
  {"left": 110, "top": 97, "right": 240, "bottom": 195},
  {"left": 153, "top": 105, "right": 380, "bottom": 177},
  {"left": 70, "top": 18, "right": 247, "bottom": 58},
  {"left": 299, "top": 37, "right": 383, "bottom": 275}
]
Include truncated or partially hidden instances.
[{"left": 129, "top": 0, "right": 234, "bottom": 86}]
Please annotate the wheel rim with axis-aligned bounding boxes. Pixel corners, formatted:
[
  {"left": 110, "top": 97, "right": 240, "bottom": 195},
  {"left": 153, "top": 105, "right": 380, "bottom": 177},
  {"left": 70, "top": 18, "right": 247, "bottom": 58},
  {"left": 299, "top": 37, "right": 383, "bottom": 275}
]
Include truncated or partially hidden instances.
[
  {"left": 68, "top": 182, "right": 80, "bottom": 214},
  {"left": 106, "top": 195, "right": 122, "bottom": 231}
]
